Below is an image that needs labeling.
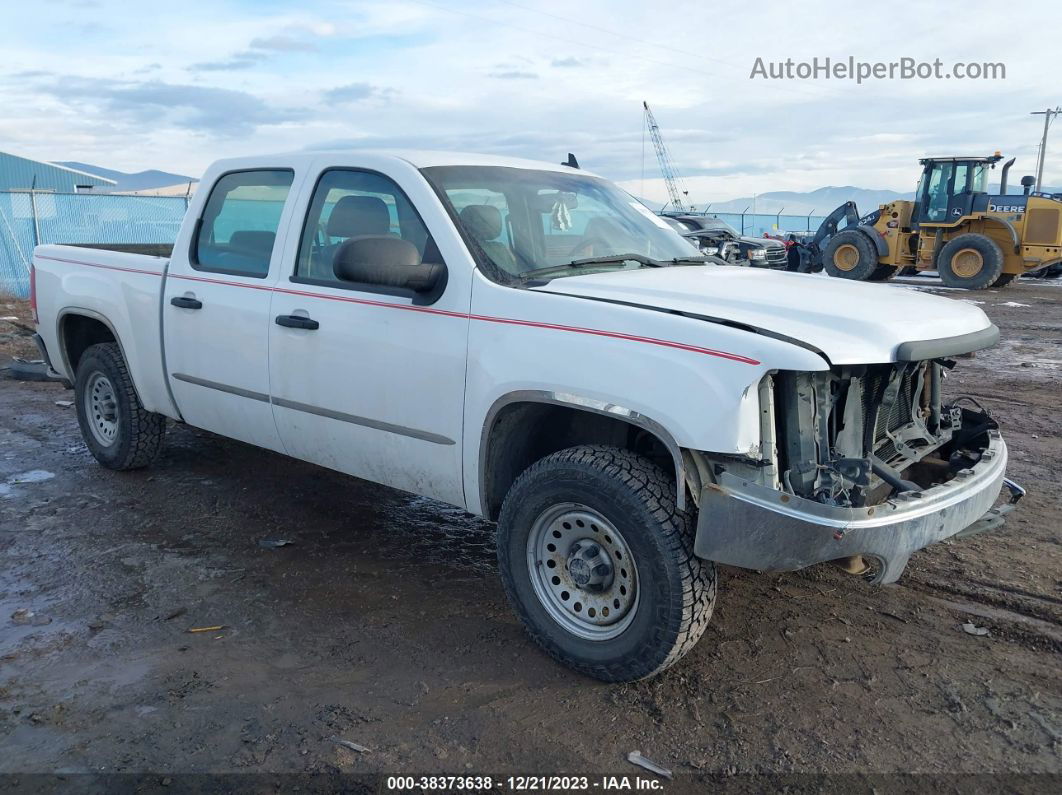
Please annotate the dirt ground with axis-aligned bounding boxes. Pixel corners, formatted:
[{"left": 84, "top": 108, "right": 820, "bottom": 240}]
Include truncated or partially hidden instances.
[{"left": 1, "top": 277, "right": 1059, "bottom": 790}]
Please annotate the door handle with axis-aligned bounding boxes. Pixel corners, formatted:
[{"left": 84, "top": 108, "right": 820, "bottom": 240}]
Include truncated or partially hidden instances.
[
  {"left": 275, "top": 314, "right": 319, "bottom": 330},
  {"left": 170, "top": 296, "right": 202, "bottom": 310}
]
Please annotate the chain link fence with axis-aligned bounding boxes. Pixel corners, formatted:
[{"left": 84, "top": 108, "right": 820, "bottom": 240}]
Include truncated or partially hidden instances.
[
  {"left": 706, "top": 212, "right": 826, "bottom": 238},
  {"left": 0, "top": 191, "right": 188, "bottom": 298}
]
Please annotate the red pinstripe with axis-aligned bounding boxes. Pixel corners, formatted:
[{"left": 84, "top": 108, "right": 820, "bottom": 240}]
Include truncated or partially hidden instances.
[{"left": 35, "top": 254, "right": 761, "bottom": 365}]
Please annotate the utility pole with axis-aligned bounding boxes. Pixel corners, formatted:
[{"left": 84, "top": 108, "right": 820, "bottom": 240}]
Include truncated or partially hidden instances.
[{"left": 1031, "top": 107, "right": 1062, "bottom": 192}]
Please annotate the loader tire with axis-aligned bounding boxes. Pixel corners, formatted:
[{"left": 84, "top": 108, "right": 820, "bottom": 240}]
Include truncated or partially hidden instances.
[
  {"left": 866, "top": 264, "right": 899, "bottom": 281},
  {"left": 937, "top": 233, "right": 1004, "bottom": 290},
  {"left": 822, "top": 230, "right": 881, "bottom": 280},
  {"left": 75, "top": 342, "right": 166, "bottom": 470},
  {"left": 496, "top": 445, "right": 716, "bottom": 682}
]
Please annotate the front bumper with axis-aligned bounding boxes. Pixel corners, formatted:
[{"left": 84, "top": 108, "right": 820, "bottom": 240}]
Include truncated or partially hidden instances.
[{"left": 694, "top": 429, "right": 1015, "bottom": 584}]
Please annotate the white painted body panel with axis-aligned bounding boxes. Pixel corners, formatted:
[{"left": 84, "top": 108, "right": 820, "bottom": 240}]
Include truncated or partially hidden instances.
[
  {"left": 264, "top": 154, "right": 471, "bottom": 507},
  {"left": 32, "top": 149, "right": 997, "bottom": 518},
  {"left": 32, "top": 245, "right": 179, "bottom": 418},
  {"left": 532, "top": 266, "right": 994, "bottom": 365}
]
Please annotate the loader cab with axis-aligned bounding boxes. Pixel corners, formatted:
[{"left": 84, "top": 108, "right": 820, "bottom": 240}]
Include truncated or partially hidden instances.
[{"left": 913, "top": 155, "right": 1000, "bottom": 227}]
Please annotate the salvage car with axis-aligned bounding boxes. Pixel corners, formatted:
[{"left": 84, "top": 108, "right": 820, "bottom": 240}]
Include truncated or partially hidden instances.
[
  {"left": 31, "top": 151, "right": 1021, "bottom": 682},
  {"left": 660, "top": 215, "right": 738, "bottom": 262},
  {"left": 664, "top": 214, "right": 788, "bottom": 268}
]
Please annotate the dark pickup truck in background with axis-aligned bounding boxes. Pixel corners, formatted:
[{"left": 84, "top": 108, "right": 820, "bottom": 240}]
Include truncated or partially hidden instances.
[{"left": 662, "top": 213, "right": 789, "bottom": 268}]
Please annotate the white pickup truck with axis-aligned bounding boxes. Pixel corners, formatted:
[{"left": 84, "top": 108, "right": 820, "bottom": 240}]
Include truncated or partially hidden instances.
[{"left": 31, "top": 151, "right": 1021, "bottom": 681}]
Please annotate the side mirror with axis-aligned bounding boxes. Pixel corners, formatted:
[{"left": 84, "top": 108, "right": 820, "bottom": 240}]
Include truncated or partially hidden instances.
[{"left": 333, "top": 237, "right": 445, "bottom": 293}]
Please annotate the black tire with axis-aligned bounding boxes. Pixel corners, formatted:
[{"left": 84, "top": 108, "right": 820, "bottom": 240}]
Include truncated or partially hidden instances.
[
  {"left": 991, "top": 273, "right": 1017, "bottom": 288},
  {"left": 822, "top": 229, "right": 881, "bottom": 280},
  {"left": 866, "top": 264, "right": 899, "bottom": 281},
  {"left": 74, "top": 342, "right": 166, "bottom": 470},
  {"left": 937, "top": 233, "right": 1004, "bottom": 290},
  {"left": 496, "top": 445, "right": 716, "bottom": 682}
]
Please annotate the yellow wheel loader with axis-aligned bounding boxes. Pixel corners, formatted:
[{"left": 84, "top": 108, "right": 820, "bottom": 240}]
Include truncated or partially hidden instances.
[{"left": 803, "top": 154, "right": 1062, "bottom": 289}]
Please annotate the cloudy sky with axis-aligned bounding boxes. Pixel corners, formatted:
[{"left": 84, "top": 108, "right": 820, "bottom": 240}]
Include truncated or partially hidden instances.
[{"left": 3, "top": 0, "right": 1060, "bottom": 203}]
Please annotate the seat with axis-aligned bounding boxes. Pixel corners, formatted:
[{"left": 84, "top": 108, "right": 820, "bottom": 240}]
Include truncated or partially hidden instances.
[
  {"left": 459, "top": 204, "right": 518, "bottom": 273},
  {"left": 229, "top": 230, "right": 277, "bottom": 256},
  {"left": 311, "top": 195, "right": 394, "bottom": 279}
]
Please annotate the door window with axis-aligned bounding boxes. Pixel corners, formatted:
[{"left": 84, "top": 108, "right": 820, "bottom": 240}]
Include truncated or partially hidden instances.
[
  {"left": 923, "top": 163, "right": 954, "bottom": 221},
  {"left": 296, "top": 169, "right": 437, "bottom": 284},
  {"left": 194, "top": 170, "right": 294, "bottom": 277}
]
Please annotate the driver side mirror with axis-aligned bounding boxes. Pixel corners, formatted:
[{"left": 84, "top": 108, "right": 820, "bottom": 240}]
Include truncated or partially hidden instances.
[{"left": 333, "top": 237, "right": 446, "bottom": 294}]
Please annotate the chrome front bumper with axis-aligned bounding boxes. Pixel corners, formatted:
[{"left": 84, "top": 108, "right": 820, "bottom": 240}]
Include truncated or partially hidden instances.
[{"left": 694, "top": 430, "right": 1017, "bottom": 584}]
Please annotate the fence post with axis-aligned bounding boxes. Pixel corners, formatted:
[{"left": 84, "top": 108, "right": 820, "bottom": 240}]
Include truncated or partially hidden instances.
[
  {"left": 740, "top": 206, "right": 750, "bottom": 235},
  {"left": 29, "top": 191, "right": 41, "bottom": 248}
]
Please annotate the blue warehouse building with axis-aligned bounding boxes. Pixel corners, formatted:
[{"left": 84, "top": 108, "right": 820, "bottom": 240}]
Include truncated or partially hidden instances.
[{"left": 0, "top": 150, "right": 115, "bottom": 192}]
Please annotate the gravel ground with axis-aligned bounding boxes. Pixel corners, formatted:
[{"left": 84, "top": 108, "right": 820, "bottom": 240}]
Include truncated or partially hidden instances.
[{"left": 0, "top": 277, "right": 1059, "bottom": 790}]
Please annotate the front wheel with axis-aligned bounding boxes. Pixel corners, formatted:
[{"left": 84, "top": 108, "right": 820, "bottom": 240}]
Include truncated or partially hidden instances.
[
  {"left": 822, "top": 229, "right": 881, "bottom": 280},
  {"left": 74, "top": 342, "right": 166, "bottom": 470},
  {"left": 496, "top": 446, "right": 716, "bottom": 682}
]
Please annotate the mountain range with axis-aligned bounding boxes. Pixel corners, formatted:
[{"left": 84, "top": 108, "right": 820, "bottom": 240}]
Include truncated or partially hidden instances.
[
  {"left": 685, "top": 183, "right": 1062, "bottom": 217},
  {"left": 55, "top": 162, "right": 196, "bottom": 193}
]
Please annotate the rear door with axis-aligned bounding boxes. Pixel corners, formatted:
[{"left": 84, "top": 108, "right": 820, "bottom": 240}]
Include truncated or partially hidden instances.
[
  {"left": 266, "top": 162, "right": 469, "bottom": 507},
  {"left": 163, "top": 168, "right": 298, "bottom": 451}
]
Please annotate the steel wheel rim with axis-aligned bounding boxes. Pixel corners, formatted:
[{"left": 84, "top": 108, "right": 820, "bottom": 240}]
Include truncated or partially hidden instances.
[
  {"left": 85, "top": 372, "right": 119, "bottom": 447},
  {"left": 953, "top": 247, "right": 983, "bottom": 278},
  {"left": 526, "top": 503, "right": 639, "bottom": 641},
  {"left": 833, "top": 243, "right": 859, "bottom": 271}
]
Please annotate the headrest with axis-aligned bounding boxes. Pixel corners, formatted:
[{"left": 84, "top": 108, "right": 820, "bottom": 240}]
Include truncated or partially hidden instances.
[
  {"left": 459, "top": 204, "right": 503, "bottom": 241},
  {"left": 327, "top": 195, "right": 391, "bottom": 237},
  {"left": 228, "top": 230, "right": 276, "bottom": 254}
]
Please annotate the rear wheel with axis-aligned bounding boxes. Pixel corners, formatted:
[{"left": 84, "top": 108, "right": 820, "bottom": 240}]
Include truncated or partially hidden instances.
[
  {"left": 496, "top": 445, "right": 716, "bottom": 682},
  {"left": 74, "top": 342, "right": 166, "bottom": 470},
  {"left": 937, "top": 233, "right": 1004, "bottom": 290},
  {"left": 822, "top": 230, "right": 881, "bottom": 280}
]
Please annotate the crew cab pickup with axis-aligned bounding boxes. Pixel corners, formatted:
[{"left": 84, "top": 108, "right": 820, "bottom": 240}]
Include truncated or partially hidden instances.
[{"left": 31, "top": 151, "right": 1021, "bottom": 682}]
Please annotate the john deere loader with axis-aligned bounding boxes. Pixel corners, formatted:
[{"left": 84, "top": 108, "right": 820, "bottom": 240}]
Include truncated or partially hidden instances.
[{"left": 803, "top": 154, "right": 1062, "bottom": 289}]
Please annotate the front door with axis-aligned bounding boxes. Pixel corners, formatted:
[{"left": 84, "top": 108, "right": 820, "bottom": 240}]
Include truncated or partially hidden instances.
[
  {"left": 163, "top": 168, "right": 296, "bottom": 451},
  {"left": 267, "top": 166, "right": 468, "bottom": 506}
]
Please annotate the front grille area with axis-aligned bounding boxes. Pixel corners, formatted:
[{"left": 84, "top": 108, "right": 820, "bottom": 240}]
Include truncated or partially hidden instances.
[
  {"left": 764, "top": 247, "right": 788, "bottom": 267},
  {"left": 860, "top": 367, "right": 918, "bottom": 460},
  {"left": 771, "top": 361, "right": 944, "bottom": 505}
]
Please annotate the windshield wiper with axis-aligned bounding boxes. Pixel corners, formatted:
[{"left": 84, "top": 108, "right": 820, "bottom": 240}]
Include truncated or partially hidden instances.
[{"left": 519, "top": 252, "right": 709, "bottom": 281}]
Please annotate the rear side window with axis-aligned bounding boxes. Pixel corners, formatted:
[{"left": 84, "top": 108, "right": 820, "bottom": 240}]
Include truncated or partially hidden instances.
[
  {"left": 194, "top": 170, "right": 294, "bottom": 277},
  {"left": 295, "top": 169, "right": 435, "bottom": 284}
]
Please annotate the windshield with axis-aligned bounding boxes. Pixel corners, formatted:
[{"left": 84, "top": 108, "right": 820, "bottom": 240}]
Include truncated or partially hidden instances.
[
  {"left": 703, "top": 219, "right": 740, "bottom": 236},
  {"left": 421, "top": 165, "right": 702, "bottom": 281}
]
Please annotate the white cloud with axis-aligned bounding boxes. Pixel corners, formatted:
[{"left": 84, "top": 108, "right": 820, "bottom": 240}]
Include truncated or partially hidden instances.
[{"left": 1, "top": 0, "right": 1057, "bottom": 199}]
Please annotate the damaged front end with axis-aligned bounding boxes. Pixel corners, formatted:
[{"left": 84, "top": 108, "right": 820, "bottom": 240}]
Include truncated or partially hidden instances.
[
  {"left": 772, "top": 360, "right": 992, "bottom": 506},
  {"left": 691, "top": 358, "right": 1022, "bottom": 583}
]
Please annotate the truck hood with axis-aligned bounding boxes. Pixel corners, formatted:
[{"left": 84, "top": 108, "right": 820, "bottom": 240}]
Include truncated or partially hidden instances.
[{"left": 531, "top": 266, "right": 996, "bottom": 365}]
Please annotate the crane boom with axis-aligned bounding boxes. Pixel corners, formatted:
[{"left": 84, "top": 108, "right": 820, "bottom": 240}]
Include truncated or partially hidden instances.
[{"left": 643, "top": 101, "right": 690, "bottom": 211}]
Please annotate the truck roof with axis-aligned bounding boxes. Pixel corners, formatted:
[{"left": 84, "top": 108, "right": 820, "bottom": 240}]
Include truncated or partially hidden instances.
[{"left": 207, "top": 150, "right": 602, "bottom": 177}]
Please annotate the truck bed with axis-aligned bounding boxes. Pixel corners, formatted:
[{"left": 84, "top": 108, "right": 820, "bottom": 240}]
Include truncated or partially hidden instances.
[
  {"left": 67, "top": 242, "right": 174, "bottom": 258},
  {"left": 32, "top": 242, "right": 177, "bottom": 419}
]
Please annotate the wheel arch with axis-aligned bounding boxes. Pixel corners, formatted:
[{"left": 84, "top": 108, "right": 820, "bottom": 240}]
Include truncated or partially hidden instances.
[
  {"left": 855, "top": 225, "right": 889, "bottom": 257},
  {"left": 56, "top": 308, "right": 123, "bottom": 380},
  {"left": 479, "top": 390, "right": 688, "bottom": 520}
]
